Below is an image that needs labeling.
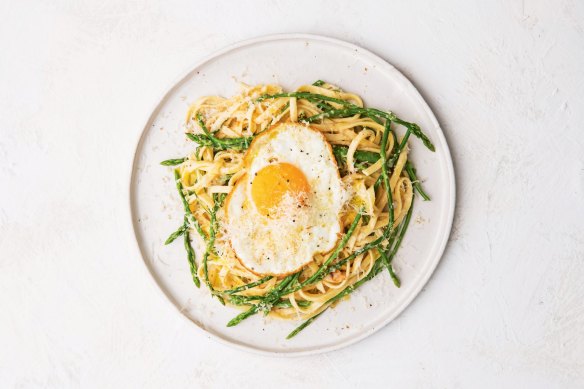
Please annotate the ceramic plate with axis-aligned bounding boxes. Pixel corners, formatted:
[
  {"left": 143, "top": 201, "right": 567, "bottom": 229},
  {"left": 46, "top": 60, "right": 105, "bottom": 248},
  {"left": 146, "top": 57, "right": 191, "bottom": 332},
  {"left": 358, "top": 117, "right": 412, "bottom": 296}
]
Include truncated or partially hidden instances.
[{"left": 130, "top": 34, "right": 455, "bottom": 356}]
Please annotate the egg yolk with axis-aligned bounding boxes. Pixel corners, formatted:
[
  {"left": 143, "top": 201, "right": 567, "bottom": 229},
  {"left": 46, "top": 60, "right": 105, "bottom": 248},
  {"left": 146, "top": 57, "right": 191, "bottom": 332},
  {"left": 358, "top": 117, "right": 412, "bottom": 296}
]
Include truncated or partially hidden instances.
[{"left": 251, "top": 162, "right": 310, "bottom": 216}]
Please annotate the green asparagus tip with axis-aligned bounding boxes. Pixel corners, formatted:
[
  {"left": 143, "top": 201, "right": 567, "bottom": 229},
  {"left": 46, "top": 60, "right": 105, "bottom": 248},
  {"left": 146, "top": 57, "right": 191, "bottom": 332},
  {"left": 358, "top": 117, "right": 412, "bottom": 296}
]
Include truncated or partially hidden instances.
[
  {"left": 286, "top": 312, "right": 323, "bottom": 339},
  {"left": 160, "top": 157, "right": 187, "bottom": 166},
  {"left": 388, "top": 265, "right": 401, "bottom": 288},
  {"left": 164, "top": 224, "right": 186, "bottom": 245}
]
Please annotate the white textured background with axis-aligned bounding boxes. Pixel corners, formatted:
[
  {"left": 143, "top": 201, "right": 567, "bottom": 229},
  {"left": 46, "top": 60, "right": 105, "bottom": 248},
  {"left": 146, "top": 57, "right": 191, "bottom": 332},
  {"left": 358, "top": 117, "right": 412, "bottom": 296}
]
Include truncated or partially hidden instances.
[{"left": 1, "top": 0, "right": 583, "bottom": 388}]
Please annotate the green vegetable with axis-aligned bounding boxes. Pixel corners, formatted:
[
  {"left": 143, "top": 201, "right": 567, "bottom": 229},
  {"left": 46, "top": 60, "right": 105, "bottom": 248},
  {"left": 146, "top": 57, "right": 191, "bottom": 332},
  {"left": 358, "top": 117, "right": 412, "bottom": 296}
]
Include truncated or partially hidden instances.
[
  {"left": 387, "top": 260, "right": 401, "bottom": 288},
  {"left": 226, "top": 273, "right": 299, "bottom": 327},
  {"left": 186, "top": 133, "right": 252, "bottom": 151},
  {"left": 286, "top": 312, "right": 324, "bottom": 339},
  {"left": 332, "top": 146, "right": 380, "bottom": 170},
  {"left": 274, "top": 299, "right": 312, "bottom": 309},
  {"left": 385, "top": 194, "right": 414, "bottom": 263},
  {"left": 405, "top": 161, "right": 430, "bottom": 201},
  {"left": 258, "top": 91, "right": 434, "bottom": 151},
  {"left": 228, "top": 298, "right": 311, "bottom": 309},
  {"left": 226, "top": 304, "right": 259, "bottom": 327},
  {"left": 164, "top": 223, "right": 187, "bottom": 245},
  {"left": 202, "top": 196, "right": 223, "bottom": 304},
  {"left": 373, "top": 129, "right": 409, "bottom": 189},
  {"left": 183, "top": 228, "right": 201, "bottom": 288},
  {"left": 286, "top": 260, "right": 382, "bottom": 339},
  {"left": 380, "top": 120, "right": 395, "bottom": 233},
  {"left": 378, "top": 119, "right": 396, "bottom": 282},
  {"left": 287, "top": 202, "right": 414, "bottom": 338},
  {"left": 160, "top": 158, "right": 187, "bottom": 166},
  {"left": 196, "top": 113, "right": 221, "bottom": 148},
  {"left": 173, "top": 169, "right": 202, "bottom": 288},
  {"left": 223, "top": 276, "right": 273, "bottom": 295},
  {"left": 282, "top": 208, "right": 364, "bottom": 295},
  {"left": 164, "top": 86, "right": 430, "bottom": 337},
  {"left": 379, "top": 250, "right": 400, "bottom": 287},
  {"left": 257, "top": 91, "right": 355, "bottom": 108}
]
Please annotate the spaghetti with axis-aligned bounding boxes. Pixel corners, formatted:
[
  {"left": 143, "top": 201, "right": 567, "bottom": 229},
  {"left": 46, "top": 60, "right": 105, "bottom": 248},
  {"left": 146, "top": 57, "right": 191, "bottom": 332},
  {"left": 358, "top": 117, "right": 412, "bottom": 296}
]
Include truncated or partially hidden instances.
[{"left": 162, "top": 81, "right": 433, "bottom": 338}]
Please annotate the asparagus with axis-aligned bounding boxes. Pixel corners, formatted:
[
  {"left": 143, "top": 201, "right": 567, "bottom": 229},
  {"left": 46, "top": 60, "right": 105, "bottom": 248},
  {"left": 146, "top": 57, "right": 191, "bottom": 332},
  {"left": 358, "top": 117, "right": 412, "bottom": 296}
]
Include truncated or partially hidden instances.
[
  {"left": 386, "top": 193, "right": 414, "bottom": 263},
  {"left": 227, "top": 294, "right": 263, "bottom": 305},
  {"left": 226, "top": 210, "right": 362, "bottom": 327},
  {"left": 380, "top": 120, "right": 395, "bottom": 232},
  {"left": 172, "top": 141, "right": 383, "bottom": 171},
  {"left": 257, "top": 92, "right": 356, "bottom": 108},
  {"left": 173, "top": 169, "right": 202, "bottom": 287},
  {"left": 183, "top": 229, "right": 201, "bottom": 288},
  {"left": 164, "top": 223, "right": 187, "bottom": 245},
  {"left": 282, "top": 208, "right": 363, "bottom": 295},
  {"left": 274, "top": 299, "right": 312, "bottom": 309},
  {"left": 379, "top": 250, "right": 400, "bottom": 287},
  {"left": 196, "top": 113, "right": 221, "bottom": 148},
  {"left": 286, "top": 312, "right": 324, "bottom": 339},
  {"left": 332, "top": 146, "right": 380, "bottom": 170},
  {"left": 286, "top": 261, "right": 384, "bottom": 339},
  {"left": 226, "top": 273, "right": 299, "bottom": 327},
  {"left": 160, "top": 158, "right": 187, "bottom": 166},
  {"left": 378, "top": 119, "right": 397, "bottom": 285},
  {"left": 287, "top": 202, "right": 415, "bottom": 339},
  {"left": 163, "top": 87, "right": 430, "bottom": 337},
  {"left": 387, "top": 259, "right": 401, "bottom": 288},
  {"left": 186, "top": 133, "right": 252, "bottom": 151},
  {"left": 260, "top": 90, "right": 434, "bottom": 150},
  {"left": 202, "top": 197, "right": 224, "bottom": 304},
  {"left": 258, "top": 92, "right": 434, "bottom": 151},
  {"left": 405, "top": 161, "right": 430, "bottom": 201},
  {"left": 373, "top": 129, "right": 408, "bottom": 189},
  {"left": 223, "top": 276, "right": 274, "bottom": 295},
  {"left": 228, "top": 296, "right": 312, "bottom": 309}
]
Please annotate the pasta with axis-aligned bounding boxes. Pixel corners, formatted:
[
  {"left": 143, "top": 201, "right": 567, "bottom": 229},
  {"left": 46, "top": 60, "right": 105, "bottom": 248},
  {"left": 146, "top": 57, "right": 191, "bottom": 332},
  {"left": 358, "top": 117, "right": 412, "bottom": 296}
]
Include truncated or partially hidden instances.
[{"left": 162, "top": 81, "right": 433, "bottom": 338}]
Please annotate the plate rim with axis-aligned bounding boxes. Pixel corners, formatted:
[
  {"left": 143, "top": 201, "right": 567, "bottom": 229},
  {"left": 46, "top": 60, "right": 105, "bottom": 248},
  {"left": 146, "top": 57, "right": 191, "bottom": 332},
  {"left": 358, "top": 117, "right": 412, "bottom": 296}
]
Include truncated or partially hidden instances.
[{"left": 128, "top": 33, "right": 456, "bottom": 357}]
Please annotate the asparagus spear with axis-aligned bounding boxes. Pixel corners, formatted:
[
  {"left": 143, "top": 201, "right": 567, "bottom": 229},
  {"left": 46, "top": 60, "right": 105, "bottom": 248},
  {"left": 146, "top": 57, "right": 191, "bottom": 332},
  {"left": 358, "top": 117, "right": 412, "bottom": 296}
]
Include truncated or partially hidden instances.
[
  {"left": 226, "top": 273, "right": 299, "bottom": 327},
  {"left": 223, "top": 276, "right": 274, "bottom": 295},
  {"left": 163, "top": 88, "right": 430, "bottom": 337},
  {"left": 173, "top": 169, "right": 202, "bottom": 288},
  {"left": 164, "top": 223, "right": 187, "bottom": 245},
  {"left": 258, "top": 92, "right": 434, "bottom": 151},
  {"left": 281, "top": 208, "right": 363, "bottom": 295},
  {"left": 160, "top": 157, "right": 187, "bottom": 166},
  {"left": 405, "top": 161, "right": 430, "bottom": 200},
  {"left": 287, "top": 202, "right": 414, "bottom": 339},
  {"left": 183, "top": 229, "right": 200, "bottom": 288}
]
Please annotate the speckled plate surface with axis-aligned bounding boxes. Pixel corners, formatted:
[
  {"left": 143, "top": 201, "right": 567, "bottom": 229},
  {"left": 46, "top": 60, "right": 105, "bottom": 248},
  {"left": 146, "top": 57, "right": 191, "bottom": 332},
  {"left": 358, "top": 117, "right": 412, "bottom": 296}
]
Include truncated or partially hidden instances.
[{"left": 130, "top": 34, "right": 455, "bottom": 356}]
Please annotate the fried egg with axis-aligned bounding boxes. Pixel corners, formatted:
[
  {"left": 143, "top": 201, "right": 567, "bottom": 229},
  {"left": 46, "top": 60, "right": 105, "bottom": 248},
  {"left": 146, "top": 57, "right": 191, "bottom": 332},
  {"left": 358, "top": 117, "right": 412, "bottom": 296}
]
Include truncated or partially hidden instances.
[{"left": 225, "top": 123, "right": 346, "bottom": 276}]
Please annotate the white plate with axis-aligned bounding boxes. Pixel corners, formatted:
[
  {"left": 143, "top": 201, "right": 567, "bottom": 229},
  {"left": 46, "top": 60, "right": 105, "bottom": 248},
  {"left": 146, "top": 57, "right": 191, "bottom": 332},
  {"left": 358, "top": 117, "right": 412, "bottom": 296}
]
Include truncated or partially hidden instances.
[{"left": 130, "top": 34, "right": 455, "bottom": 356}]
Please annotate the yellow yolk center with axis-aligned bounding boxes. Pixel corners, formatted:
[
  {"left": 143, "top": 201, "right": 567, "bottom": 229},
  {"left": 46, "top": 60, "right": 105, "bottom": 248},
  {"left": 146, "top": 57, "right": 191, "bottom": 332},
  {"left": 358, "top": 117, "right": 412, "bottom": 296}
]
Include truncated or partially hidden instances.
[{"left": 251, "top": 162, "right": 310, "bottom": 216}]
